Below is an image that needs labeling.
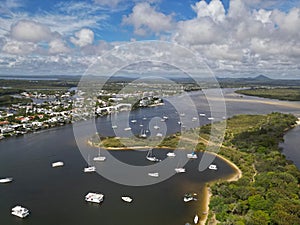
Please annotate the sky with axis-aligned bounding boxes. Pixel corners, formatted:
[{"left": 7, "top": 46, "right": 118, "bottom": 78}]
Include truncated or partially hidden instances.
[{"left": 0, "top": 0, "right": 300, "bottom": 78}]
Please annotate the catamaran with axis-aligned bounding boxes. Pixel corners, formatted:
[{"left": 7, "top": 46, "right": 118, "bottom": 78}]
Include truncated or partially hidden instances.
[
  {"left": 146, "top": 149, "right": 160, "bottom": 162},
  {"left": 121, "top": 196, "right": 133, "bottom": 203},
  {"left": 11, "top": 206, "right": 30, "bottom": 218},
  {"left": 0, "top": 177, "right": 13, "bottom": 184},
  {"left": 93, "top": 148, "right": 106, "bottom": 162},
  {"left": 85, "top": 192, "right": 104, "bottom": 204}
]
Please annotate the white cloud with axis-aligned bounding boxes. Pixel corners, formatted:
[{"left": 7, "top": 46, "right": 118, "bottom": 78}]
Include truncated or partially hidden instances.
[
  {"left": 2, "top": 40, "right": 37, "bottom": 55},
  {"left": 70, "top": 28, "right": 94, "bottom": 47},
  {"left": 11, "top": 20, "right": 59, "bottom": 43},
  {"left": 192, "top": 0, "right": 225, "bottom": 22},
  {"left": 49, "top": 39, "right": 70, "bottom": 54},
  {"left": 93, "top": 0, "right": 124, "bottom": 8},
  {"left": 122, "top": 2, "right": 174, "bottom": 36}
]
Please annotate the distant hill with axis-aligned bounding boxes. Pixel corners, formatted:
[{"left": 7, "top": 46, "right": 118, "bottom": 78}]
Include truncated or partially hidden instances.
[{"left": 252, "top": 75, "right": 272, "bottom": 80}]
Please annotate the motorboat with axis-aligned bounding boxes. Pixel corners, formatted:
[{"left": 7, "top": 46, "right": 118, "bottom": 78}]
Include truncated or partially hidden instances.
[
  {"left": 0, "top": 177, "right": 13, "bottom": 184},
  {"left": 139, "top": 129, "right": 147, "bottom": 138},
  {"left": 156, "top": 133, "right": 163, "bottom": 137},
  {"left": 85, "top": 192, "right": 104, "bottom": 204},
  {"left": 124, "top": 127, "right": 132, "bottom": 131},
  {"left": 208, "top": 164, "right": 218, "bottom": 170},
  {"left": 93, "top": 148, "right": 106, "bottom": 162},
  {"left": 84, "top": 166, "right": 96, "bottom": 173},
  {"left": 112, "top": 125, "right": 118, "bottom": 129},
  {"left": 166, "top": 152, "right": 176, "bottom": 157},
  {"left": 175, "top": 167, "right": 186, "bottom": 173},
  {"left": 153, "top": 125, "right": 160, "bottom": 130},
  {"left": 148, "top": 172, "right": 159, "bottom": 177},
  {"left": 184, "top": 193, "right": 197, "bottom": 202},
  {"left": 208, "top": 117, "right": 214, "bottom": 121},
  {"left": 187, "top": 152, "right": 198, "bottom": 159},
  {"left": 131, "top": 119, "right": 137, "bottom": 123},
  {"left": 52, "top": 161, "right": 64, "bottom": 168},
  {"left": 192, "top": 117, "right": 198, "bottom": 121},
  {"left": 11, "top": 206, "right": 29, "bottom": 218},
  {"left": 121, "top": 196, "right": 133, "bottom": 203},
  {"left": 162, "top": 116, "right": 168, "bottom": 120},
  {"left": 199, "top": 113, "right": 206, "bottom": 117},
  {"left": 194, "top": 215, "right": 199, "bottom": 224}
]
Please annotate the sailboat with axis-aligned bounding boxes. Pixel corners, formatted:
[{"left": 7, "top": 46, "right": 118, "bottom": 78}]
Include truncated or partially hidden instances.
[
  {"left": 139, "top": 129, "right": 147, "bottom": 138},
  {"left": 146, "top": 149, "right": 160, "bottom": 162},
  {"left": 93, "top": 148, "right": 106, "bottom": 162},
  {"left": 84, "top": 155, "right": 96, "bottom": 172}
]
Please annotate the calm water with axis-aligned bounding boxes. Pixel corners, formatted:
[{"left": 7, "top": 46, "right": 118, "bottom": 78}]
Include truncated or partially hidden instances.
[{"left": 0, "top": 88, "right": 300, "bottom": 225}]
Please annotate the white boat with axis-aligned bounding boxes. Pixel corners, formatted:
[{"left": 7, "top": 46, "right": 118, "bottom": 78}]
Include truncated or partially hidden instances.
[
  {"left": 163, "top": 116, "right": 168, "bottom": 120},
  {"left": 199, "top": 113, "right": 206, "bottom": 117},
  {"left": 121, "top": 196, "right": 133, "bottom": 203},
  {"left": 192, "top": 117, "right": 198, "bottom": 121},
  {"left": 160, "top": 118, "right": 165, "bottom": 122},
  {"left": 0, "top": 177, "right": 13, "bottom": 184},
  {"left": 93, "top": 148, "right": 106, "bottom": 162},
  {"left": 183, "top": 193, "right": 197, "bottom": 202},
  {"left": 208, "top": 117, "right": 214, "bottom": 121},
  {"left": 142, "top": 117, "right": 147, "bottom": 120},
  {"left": 131, "top": 119, "right": 137, "bottom": 123},
  {"left": 148, "top": 172, "right": 159, "bottom": 177},
  {"left": 153, "top": 125, "right": 160, "bottom": 130},
  {"left": 139, "top": 129, "right": 147, "bottom": 138},
  {"left": 124, "top": 127, "right": 132, "bottom": 131},
  {"left": 85, "top": 192, "right": 104, "bottom": 204},
  {"left": 175, "top": 167, "right": 186, "bottom": 173},
  {"left": 52, "top": 161, "right": 64, "bottom": 168},
  {"left": 194, "top": 215, "right": 199, "bottom": 224},
  {"left": 208, "top": 164, "right": 218, "bottom": 170},
  {"left": 167, "top": 152, "right": 176, "bottom": 157},
  {"left": 187, "top": 152, "right": 198, "bottom": 159},
  {"left": 11, "top": 206, "right": 30, "bottom": 218},
  {"left": 146, "top": 150, "right": 161, "bottom": 162},
  {"left": 84, "top": 166, "right": 96, "bottom": 173},
  {"left": 112, "top": 125, "right": 118, "bottom": 129},
  {"left": 139, "top": 124, "right": 143, "bottom": 127},
  {"left": 177, "top": 121, "right": 182, "bottom": 125},
  {"left": 84, "top": 155, "right": 96, "bottom": 172},
  {"left": 180, "top": 113, "right": 185, "bottom": 117},
  {"left": 156, "top": 133, "right": 163, "bottom": 137}
]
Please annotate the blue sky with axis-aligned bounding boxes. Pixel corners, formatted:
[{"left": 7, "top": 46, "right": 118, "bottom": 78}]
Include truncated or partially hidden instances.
[{"left": 0, "top": 0, "right": 300, "bottom": 78}]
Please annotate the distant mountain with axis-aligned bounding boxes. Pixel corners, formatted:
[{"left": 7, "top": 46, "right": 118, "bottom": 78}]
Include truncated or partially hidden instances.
[{"left": 252, "top": 75, "right": 272, "bottom": 80}]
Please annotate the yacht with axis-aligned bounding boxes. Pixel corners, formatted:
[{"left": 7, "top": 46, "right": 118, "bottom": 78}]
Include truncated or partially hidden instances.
[
  {"left": 85, "top": 192, "right": 104, "bottom": 204},
  {"left": 11, "top": 206, "right": 30, "bottom": 218},
  {"left": 124, "top": 127, "right": 132, "bottom": 131},
  {"left": 175, "top": 167, "right": 186, "bottom": 173},
  {"left": 153, "top": 125, "right": 160, "bottom": 130},
  {"left": 166, "top": 152, "right": 176, "bottom": 157},
  {"left": 131, "top": 119, "right": 137, "bottom": 123},
  {"left": 93, "top": 148, "right": 106, "bottom": 162},
  {"left": 194, "top": 215, "right": 199, "bottom": 224},
  {"left": 0, "top": 177, "right": 13, "bottom": 184},
  {"left": 146, "top": 150, "right": 161, "bottom": 162},
  {"left": 208, "top": 164, "right": 218, "bottom": 170},
  {"left": 187, "top": 152, "right": 198, "bottom": 159},
  {"left": 208, "top": 117, "right": 214, "bottom": 121},
  {"left": 52, "top": 161, "right": 64, "bottom": 168},
  {"left": 84, "top": 166, "right": 96, "bottom": 173},
  {"left": 121, "top": 196, "right": 133, "bottom": 203},
  {"left": 156, "top": 133, "right": 163, "bottom": 137},
  {"left": 162, "top": 115, "right": 168, "bottom": 120},
  {"left": 183, "top": 193, "right": 197, "bottom": 202},
  {"left": 199, "top": 113, "right": 206, "bottom": 117},
  {"left": 148, "top": 172, "right": 159, "bottom": 177}
]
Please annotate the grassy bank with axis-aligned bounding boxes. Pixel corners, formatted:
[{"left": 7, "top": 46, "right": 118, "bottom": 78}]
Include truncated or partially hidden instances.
[{"left": 236, "top": 88, "right": 300, "bottom": 101}]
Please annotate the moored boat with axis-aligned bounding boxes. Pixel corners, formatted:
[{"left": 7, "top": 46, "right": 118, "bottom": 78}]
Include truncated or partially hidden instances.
[
  {"left": 0, "top": 177, "right": 13, "bottom": 184},
  {"left": 11, "top": 206, "right": 30, "bottom": 218}
]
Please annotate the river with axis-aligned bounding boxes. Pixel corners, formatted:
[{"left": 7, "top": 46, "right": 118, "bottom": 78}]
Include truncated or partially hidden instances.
[{"left": 0, "top": 88, "right": 299, "bottom": 225}]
